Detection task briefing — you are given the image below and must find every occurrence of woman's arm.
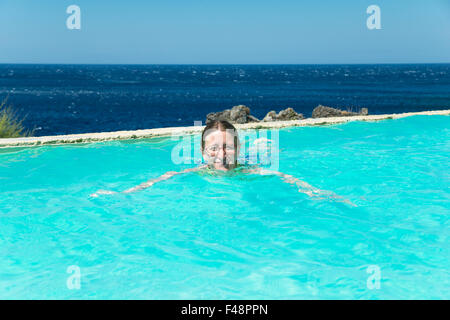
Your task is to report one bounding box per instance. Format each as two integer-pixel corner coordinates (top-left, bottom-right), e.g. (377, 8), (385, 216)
(90, 165), (207, 197)
(246, 167), (356, 206)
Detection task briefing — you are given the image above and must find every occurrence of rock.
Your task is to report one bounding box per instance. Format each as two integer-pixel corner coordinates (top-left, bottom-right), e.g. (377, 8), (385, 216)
(311, 105), (368, 118)
(276, 107), (304, 121)
(263, 108), (304, 122)
(206, 109), (231, 124)
(312, 105), (344, 118)
(206, 105), (259, 124)
(230, 105), (250, 124)
(205, 105), (305, 124)
(262, 111), (277, 122)
(247, 115), (260, 122)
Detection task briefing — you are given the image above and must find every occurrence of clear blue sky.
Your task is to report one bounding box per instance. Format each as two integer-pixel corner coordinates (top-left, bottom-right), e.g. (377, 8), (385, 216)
(0, 0), (449, 64)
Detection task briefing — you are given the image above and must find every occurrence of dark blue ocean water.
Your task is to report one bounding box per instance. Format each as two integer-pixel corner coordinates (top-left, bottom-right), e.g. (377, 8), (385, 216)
(0, 64), (449, 136)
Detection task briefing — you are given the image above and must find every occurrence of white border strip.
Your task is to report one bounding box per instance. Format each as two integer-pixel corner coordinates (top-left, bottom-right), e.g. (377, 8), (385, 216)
(1, 110), (449, 148)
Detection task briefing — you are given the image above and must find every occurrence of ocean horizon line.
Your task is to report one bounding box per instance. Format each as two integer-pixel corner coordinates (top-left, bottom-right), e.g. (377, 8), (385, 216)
(1, 62), (450, 66)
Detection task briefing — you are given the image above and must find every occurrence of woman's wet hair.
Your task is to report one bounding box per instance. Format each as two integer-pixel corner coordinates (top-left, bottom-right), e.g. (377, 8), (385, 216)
(201, 120), (239, 151)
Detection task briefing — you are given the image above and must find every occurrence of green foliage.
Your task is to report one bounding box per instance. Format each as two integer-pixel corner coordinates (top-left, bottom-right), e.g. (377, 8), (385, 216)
(0, 98), (32, 138)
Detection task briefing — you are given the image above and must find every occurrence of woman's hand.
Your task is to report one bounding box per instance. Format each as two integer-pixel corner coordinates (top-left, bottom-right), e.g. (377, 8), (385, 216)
(91, 166), (205, 197)
(250, 167), (357, 206)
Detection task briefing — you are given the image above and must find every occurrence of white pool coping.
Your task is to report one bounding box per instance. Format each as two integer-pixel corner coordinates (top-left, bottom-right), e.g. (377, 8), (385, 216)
(1, 109), (449, 148)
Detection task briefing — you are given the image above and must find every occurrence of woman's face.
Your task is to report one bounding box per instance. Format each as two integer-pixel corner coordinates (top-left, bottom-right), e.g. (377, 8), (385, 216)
(202, 130), (239, 171)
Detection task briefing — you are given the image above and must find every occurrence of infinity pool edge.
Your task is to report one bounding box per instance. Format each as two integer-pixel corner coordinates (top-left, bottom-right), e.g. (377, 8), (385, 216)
(1, 109), (449, 148)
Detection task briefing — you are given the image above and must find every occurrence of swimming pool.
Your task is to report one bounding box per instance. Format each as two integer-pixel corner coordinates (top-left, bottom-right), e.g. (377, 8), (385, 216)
(0, 115), (449, 299)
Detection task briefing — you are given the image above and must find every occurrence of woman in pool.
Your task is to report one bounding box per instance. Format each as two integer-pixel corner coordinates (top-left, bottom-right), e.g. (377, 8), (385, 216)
(91, 120), (353, 205)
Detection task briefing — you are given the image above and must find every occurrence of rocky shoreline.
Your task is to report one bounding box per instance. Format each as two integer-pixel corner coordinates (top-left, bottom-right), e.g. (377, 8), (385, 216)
(1, 109), (449, 148)
(206, 105), (369, 124)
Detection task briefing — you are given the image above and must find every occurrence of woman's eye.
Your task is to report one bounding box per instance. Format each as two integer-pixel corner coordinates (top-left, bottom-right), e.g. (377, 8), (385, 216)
(206, 145), (234, 152)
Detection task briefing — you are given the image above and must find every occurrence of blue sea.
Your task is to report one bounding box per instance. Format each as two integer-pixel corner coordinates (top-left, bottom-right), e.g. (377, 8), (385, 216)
(0, 64), (449, 136)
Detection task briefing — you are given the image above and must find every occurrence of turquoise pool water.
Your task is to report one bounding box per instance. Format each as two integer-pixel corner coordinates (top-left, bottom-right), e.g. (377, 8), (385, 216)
(0, 115), (449, 299)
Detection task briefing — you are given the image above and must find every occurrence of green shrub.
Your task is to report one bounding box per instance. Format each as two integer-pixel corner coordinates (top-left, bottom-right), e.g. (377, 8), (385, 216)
(0, 98), (32, 138)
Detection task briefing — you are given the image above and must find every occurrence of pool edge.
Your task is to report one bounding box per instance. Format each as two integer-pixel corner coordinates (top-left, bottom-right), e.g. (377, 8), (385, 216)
(1, 109), (449, 148)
